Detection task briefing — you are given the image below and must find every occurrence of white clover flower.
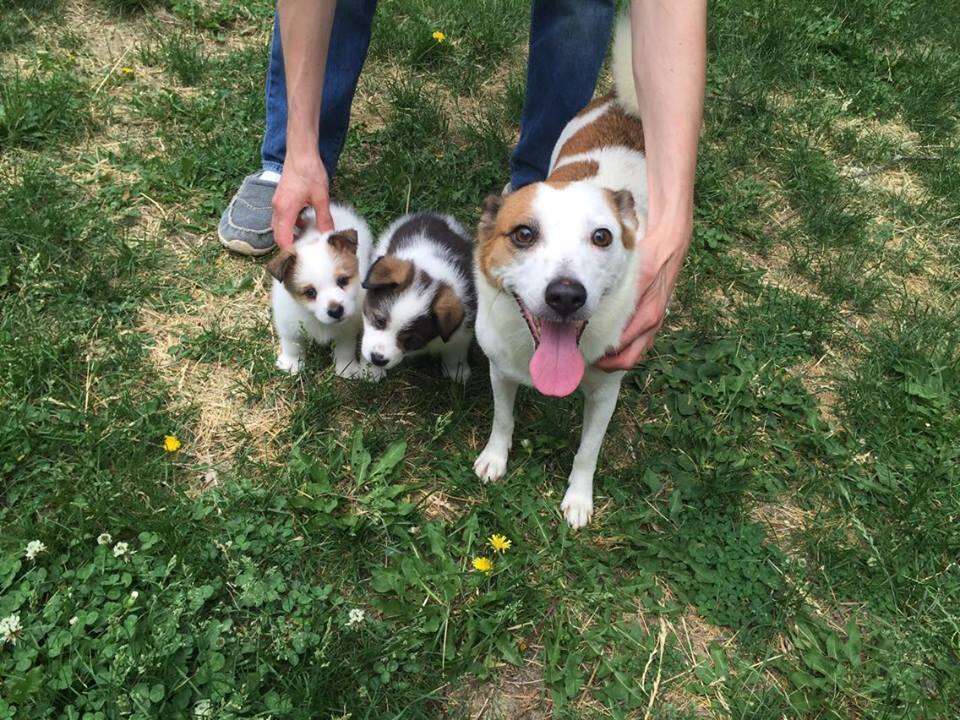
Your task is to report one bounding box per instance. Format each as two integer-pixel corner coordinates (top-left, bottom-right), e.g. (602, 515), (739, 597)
(69, 616), (79, 626)
(0, 614), (22, 645)
(194, 699), (213, 718)
(112, 542), (130, 558)
(97, 533), (112, 546)
(130, 591), (139, 601)
(24, 540), (46, 561)
(347, 608), (366, 628)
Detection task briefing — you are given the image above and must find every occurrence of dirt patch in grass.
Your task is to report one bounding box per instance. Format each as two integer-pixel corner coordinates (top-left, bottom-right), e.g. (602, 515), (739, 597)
(449, 655), (548, 720)
(789, 354), (842, 426)
(139, 267), (291, 471)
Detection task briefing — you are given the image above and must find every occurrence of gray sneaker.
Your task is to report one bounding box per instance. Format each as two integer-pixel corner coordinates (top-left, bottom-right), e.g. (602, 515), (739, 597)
(217, 172), (279, 256)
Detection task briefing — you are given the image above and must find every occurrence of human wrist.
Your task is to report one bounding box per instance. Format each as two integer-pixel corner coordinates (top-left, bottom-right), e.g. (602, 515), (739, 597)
(648, 203), (693, 244)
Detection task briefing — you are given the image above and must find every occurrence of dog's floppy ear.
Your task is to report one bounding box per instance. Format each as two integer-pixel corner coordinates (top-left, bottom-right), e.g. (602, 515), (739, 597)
(611, 189), (636, 227)
(362, 255), (414, 290)
(432, 283), (465, 342)
(478, 194), (503, 236)
(265, 251), (296, 282)
(327, 228), (358, 255)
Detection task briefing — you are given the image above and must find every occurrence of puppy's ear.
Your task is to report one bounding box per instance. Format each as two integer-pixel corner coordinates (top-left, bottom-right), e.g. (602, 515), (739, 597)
(328, 228), (359, 255)
(432, 283), (465, 342)
(266, 251), (296, 282)
(362, 255), (414, 290)
(478, 194), (503, 237)
(611, 189), (636, 226)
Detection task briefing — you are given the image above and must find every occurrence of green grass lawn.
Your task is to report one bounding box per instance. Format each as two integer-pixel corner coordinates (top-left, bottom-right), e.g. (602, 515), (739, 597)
(2, 0), (958, 717)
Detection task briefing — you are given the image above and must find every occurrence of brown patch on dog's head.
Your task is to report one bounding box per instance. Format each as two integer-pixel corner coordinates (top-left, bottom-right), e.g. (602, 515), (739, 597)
(327, 228), (358, 255)
(547, 160), (600, 183)
(330, 230), (360, 287)
(476, 185), (540, 287)
(606, 189), (638, 249)
(432, 282), (465, 342)
(265, 251), (296, 283)
(362, 255), (415, 291)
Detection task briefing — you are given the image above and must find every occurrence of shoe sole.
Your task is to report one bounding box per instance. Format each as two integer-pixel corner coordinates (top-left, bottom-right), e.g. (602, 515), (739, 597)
(217, 226), (275, 257)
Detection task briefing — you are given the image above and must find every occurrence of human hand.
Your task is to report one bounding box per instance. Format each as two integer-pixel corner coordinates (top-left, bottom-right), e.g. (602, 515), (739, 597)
(271, 150), (334, 250)
(595, 219), (692, 371)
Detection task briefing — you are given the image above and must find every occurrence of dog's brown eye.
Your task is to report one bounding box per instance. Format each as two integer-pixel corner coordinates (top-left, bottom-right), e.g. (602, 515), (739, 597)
(336, 275), (351, 288)
(591, 228), (613, 247)
(304, 287), (317, 300)
(509, 225), (536, 248)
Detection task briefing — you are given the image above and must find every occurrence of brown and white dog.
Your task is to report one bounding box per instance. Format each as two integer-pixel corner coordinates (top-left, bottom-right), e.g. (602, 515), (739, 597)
(473, 18), (647, 528)
(268, 203), (379, 379)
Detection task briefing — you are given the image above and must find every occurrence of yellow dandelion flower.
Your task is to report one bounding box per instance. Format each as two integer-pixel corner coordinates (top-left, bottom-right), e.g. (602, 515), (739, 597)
(489, 534), (512, 553)
(163, 435), (181, 452)
(432, 30), (446, 43)
(120, 67), (134, 75)
(472, 556), (493, 573)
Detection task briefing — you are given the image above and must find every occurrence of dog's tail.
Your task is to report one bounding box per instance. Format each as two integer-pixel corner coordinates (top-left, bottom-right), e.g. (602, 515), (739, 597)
(611, 13), (640, 118)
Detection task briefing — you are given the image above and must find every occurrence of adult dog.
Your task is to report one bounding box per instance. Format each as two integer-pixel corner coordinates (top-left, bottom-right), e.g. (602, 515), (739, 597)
(472, 17), (647, 528)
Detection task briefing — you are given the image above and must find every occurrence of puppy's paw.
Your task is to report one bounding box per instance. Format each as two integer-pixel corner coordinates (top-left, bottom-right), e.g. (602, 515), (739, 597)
(276, 354), (303, 374)
(334, 361), (364, 380)
(560, 488), (593, 529)
(442, 362), (471, 385)
(474, 445), (508, 483)
(360, 362), (387, 383)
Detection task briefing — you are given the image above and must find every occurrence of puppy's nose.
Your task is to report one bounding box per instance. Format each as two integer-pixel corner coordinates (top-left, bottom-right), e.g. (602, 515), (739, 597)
(327, 303), (344, 320)
(545, 278), (586, 317)
(370, 352), (389, 367)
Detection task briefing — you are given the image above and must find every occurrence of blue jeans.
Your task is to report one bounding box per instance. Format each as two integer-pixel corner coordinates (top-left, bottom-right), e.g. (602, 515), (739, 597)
(261, 0), (615, 189)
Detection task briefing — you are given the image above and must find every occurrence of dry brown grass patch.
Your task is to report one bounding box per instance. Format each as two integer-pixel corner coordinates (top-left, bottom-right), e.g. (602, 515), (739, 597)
(448, 654), (548, 719)
(139, 262), (292, 471)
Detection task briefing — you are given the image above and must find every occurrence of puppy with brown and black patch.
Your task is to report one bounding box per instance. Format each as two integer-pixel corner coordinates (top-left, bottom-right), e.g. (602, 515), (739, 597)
(473, 17), (649, 528)
(268, 203), (381, 380)
(360, 212), (475, 383)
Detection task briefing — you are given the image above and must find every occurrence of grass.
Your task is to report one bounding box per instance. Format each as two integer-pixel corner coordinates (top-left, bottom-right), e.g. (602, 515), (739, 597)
(1, 0), (959, 717)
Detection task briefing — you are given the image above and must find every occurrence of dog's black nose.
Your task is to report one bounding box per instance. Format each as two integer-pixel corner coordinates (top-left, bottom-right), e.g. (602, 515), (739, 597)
(370, 352), (389, 367)
(327, 303), (344, 320)
(545, 278), (586, 317)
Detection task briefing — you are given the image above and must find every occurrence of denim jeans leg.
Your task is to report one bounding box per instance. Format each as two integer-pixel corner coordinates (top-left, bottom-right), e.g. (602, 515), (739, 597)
(260, 12), (287, 175)
(510, 0), (616, 189)
(260, 1), (378, 179)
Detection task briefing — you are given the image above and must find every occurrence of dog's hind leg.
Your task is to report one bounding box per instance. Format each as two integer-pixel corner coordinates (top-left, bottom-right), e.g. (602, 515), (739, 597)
(561, 372), (625, 529)
(474, 365), (518, 482)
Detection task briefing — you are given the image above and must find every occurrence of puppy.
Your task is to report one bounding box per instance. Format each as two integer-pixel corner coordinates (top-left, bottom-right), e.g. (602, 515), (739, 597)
(360, 212), (475, 383)
(267, 203), (380, 380)
(473, 16), (649, 528)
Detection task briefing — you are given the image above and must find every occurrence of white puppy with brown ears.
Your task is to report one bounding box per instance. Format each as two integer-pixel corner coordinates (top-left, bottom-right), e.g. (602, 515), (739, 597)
(473, 17), (648, 528)
(267, 203), (381, 380)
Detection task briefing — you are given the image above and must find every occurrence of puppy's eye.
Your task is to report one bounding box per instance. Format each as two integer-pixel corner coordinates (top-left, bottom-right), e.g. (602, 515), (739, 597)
(304, 287), (317, 300)
(591, 228), (613, 247)
(373, 315), (387, 330)
(336, 275), (351, 288)
(509, 225), (537, 248)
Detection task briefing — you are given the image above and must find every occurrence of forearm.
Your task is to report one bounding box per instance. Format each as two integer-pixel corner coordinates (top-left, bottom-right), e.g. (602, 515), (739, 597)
(630, 0), (705, 236)
(278, 0), (337, 158)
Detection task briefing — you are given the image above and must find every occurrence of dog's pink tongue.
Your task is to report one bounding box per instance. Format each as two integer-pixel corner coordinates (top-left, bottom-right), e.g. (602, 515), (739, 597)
(529, 320), (585, 397)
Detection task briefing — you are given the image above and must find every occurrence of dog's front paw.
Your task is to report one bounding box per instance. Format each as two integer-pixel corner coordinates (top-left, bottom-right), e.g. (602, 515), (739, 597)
(474, 444), (508, 483)
(276, 354), (303, 374)
(360, 362), (386, 383)
(334, 360), (364, 380)
(560, 488), (593, 529)
(442, 362), (471, 385)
